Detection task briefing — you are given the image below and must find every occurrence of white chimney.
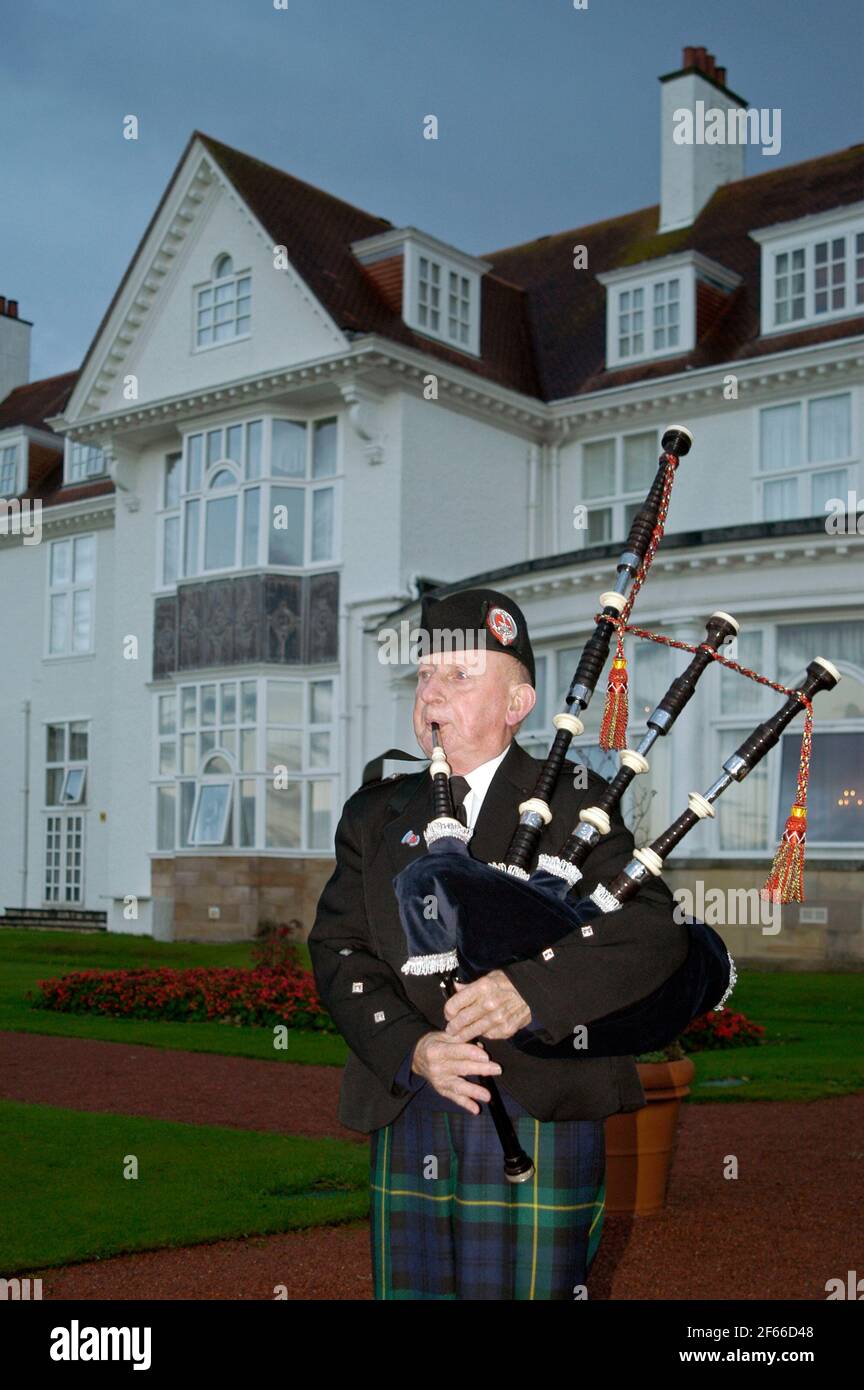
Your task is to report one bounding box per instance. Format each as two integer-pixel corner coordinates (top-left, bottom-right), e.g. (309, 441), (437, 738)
(659, 47), (747, 233)
(0, 297), (31, 404)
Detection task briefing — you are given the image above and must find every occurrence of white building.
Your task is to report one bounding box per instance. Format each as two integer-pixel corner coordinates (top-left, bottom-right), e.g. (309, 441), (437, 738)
(0, 47), (861, 962)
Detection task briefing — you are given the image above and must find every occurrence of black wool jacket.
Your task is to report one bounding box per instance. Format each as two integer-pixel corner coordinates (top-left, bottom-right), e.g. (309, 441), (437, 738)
(308, 738), (687, 1134)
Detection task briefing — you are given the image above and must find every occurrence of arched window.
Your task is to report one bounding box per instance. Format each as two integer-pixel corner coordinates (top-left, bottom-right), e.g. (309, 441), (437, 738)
(195, 253), (251, 348)
(189, 750), (235, 845)
(204, 463), (240, 571)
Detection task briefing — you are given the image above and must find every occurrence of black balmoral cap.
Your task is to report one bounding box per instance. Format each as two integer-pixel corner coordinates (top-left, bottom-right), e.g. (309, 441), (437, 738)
(417, 586), (535, 686)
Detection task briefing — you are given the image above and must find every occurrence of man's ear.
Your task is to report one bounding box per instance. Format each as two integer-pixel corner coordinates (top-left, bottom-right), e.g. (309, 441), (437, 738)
(508, 682), (537, 724)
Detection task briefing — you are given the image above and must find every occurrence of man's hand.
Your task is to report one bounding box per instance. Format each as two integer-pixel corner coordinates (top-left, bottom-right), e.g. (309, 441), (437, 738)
(443, 970), (531, 1042)
(412, 1031), (503, 1116)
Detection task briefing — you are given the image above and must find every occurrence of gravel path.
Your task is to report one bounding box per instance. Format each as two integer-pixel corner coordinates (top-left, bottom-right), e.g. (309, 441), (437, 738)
(5, 1030), (861, 1300)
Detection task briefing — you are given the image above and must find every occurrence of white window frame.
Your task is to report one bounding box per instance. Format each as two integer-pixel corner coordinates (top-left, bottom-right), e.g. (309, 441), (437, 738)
(64, 439), (107, 485)
(754, 390), (859, 522)
(156, 414), (341, 588)
(577, 429), (660, 547)
(45, 534), (97, 658)
(192, 253), (252, 353)
(0, 435), (25, 495)
(403, 240), (482, 356)
(751, 203), (864, 336)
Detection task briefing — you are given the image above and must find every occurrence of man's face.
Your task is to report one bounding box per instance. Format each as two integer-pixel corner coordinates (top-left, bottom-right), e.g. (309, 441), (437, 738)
(412, 647), (536, 774)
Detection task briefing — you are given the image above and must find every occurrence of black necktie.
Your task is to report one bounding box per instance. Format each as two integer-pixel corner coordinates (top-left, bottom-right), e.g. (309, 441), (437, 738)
(450, 775), (471, 826)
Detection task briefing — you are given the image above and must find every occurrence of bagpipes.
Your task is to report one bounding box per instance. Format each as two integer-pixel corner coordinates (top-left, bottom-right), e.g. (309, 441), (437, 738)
(393, 427), (841, 1181)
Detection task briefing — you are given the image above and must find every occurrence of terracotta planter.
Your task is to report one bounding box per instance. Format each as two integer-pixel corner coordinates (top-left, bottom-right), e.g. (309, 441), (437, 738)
(603, 1057), (696, 1216)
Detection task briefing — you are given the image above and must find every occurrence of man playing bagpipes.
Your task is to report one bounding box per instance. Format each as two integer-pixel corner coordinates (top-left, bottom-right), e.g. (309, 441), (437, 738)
(308, 585), (684, 1300)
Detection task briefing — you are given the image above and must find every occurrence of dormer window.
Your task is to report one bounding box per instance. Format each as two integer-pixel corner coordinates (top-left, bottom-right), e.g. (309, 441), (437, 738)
(0, 441), (20, 495)
(350, 228), (488, 357)
(598, 252), (739, 369)
(194, 253), (251, 349)
(65, 441), (106, 483)
(751, 205), (864, 335)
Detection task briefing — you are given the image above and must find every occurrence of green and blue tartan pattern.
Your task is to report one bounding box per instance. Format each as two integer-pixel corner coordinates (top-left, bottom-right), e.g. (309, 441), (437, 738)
(370, 1102), (606, 1300)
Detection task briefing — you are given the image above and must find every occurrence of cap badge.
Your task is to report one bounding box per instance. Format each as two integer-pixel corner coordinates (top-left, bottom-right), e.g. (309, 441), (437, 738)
(485, 606), (517, 647)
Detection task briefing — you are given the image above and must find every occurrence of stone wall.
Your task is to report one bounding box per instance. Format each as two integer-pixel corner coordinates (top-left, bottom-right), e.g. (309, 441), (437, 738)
(150, 855), (335, 942)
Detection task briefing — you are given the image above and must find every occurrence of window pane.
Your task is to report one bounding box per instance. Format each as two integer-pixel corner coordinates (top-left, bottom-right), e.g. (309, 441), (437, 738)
(46, 768), (63, 804)
(156, 785), (176, 850)
(310, 680), (333, 724)
(163, 516), (179, 584)
(763, 477), (798, 520)
(308, 780), (333, 849)
(779, 732), (864, 844)
(181, 686), (196, 729)
(204, 495), (236, 570)
(812, 468), (848, 516)
(159, 741), (176, 774)
(246, 421), (262, 479)
(312, 418), (337, 477)
(272, 420), (307, 476)
(760, 404), (801, 471)
(72, 590), (91, 652)
(268, 680), (303, 724)
(73, 536), (95, 583)
(582, 440), (615, 499)
(184, 499), (200, 575)
(69, 721), (88, 760)
(266, 728), (302, 771)
(181, 733), (196, 774)
(622, 433), (656, 493)
(586, 508), (612, 544)
(808, 394), (850, 463)
(47, 723), (65, 761)
(207, 430), (222, 466)
(201, 684), (217, 726)
(200, 729), (215, 759)
(719, 746), (768, 850)
(269, 487), (304, 565)
(164, 453), (181, 508)
(239, 779), (256, 847)
(49, 594), (67, 653)
(159, 694), (176, 735)
(240, 728), (257, 770)
(191, 783), (231, 845)
(220, 683), (236, 726)
(50, 540), (71, 586)
(266, 782), (301, 848)
(311, 487), (334, 562)
(241, 680), (257, 723)
(179, 780), (196, 847)
(309, 732), (331, 767)
(220, 728), (237, 756)
(187, 435), (203, 491)
(242, 487), (260, 566)
(226, 425), (243, 465)
(720, 631), (765, 714)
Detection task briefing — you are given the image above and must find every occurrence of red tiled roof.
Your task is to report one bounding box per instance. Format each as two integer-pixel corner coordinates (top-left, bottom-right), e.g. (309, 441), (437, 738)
(484, 143), (864, 400)
(0, 370), (77, 432)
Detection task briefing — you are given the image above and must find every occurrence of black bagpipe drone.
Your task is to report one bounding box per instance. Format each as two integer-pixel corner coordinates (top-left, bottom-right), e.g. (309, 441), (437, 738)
(393, 427), (841, 1181)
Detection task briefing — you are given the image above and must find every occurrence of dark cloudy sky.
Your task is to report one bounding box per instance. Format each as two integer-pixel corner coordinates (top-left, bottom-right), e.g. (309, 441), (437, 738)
(1, 0), (862, 380)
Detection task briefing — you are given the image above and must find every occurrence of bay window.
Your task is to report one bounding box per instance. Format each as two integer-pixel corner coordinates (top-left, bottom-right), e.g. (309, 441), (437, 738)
(158, 415), (339, 584)
(758, 392), (855, 521)
(154, 675), (337, 853)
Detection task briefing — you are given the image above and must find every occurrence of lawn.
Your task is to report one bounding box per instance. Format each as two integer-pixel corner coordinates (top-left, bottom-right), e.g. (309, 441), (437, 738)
(1, 928), (861, 1101)
(0, 1099), (368, 1274)
(0, 928), (348, 1066)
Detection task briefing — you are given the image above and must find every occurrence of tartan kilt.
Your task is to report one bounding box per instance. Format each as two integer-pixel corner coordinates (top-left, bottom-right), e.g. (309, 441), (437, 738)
(369, 1101), (606, 1300)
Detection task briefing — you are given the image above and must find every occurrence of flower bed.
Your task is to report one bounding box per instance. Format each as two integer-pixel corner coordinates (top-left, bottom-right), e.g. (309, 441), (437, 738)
(680, 1008), (766, 1051)
(27, 962), (335, 1032)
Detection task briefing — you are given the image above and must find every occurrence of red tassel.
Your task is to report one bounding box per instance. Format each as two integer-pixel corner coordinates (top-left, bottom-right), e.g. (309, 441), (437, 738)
(599, 658), (628, 750)
(761, 804), (807, 904)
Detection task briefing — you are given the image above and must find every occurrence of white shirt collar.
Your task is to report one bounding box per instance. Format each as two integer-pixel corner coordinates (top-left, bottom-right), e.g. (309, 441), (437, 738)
(459, 745), (511, 828)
